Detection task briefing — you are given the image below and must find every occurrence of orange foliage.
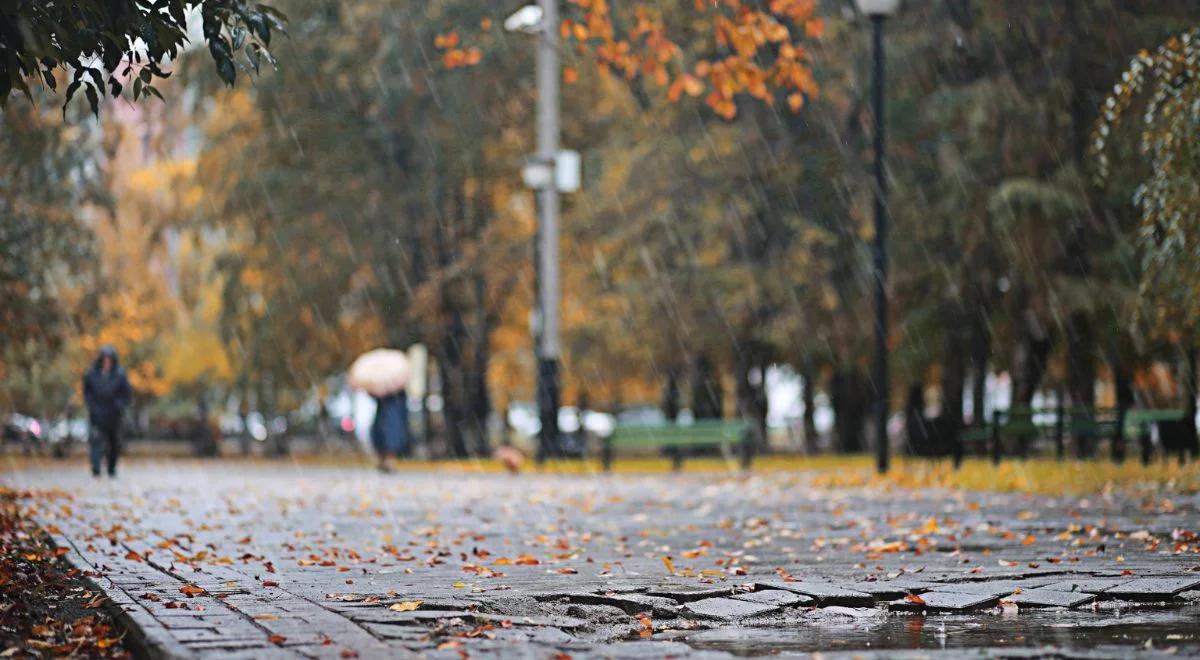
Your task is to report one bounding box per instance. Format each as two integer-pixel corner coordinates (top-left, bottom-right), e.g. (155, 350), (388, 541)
(437, 0), (823, 119)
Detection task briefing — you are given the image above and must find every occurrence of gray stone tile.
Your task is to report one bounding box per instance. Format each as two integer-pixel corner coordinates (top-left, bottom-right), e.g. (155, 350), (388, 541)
(681, 597), (779, 620)
(1006, 588), (1096, 608)
(852, 580), (937, 600)
(929, 581), (1025, 598)
(1103, 576), (1200, 601)
(731, 589), (814, 607)
(645, 584), (740, 602)
(548, 592), (680, 616)
(1043, 578), (1128, 594)
(755, 581), (874, 607)
(888, 591), (1001, 612)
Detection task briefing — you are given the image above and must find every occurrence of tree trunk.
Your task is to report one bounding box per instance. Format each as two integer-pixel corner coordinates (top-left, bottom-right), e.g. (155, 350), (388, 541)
(942, 320), (967, 457)
(661, 367), (680, 422)
(464, 275), (492, 457)
(832, 365), (867, 453)
(969, 306), (990, 425)
(801, 359), (819, 454)
(1012, 300), (1053, 408)
(1066, 311), (1096, 456)
(1185, 347), (1198, 422)
(943, 330), (967, 431)
(437, 307), (470, 458)
(1112, 355), (1134, 463)
(735, 351), (768, 452)
(690, 354), (722, 420)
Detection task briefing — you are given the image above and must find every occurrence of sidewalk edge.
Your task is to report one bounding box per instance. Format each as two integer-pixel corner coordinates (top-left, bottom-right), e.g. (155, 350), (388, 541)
(49, 533), (196, 660)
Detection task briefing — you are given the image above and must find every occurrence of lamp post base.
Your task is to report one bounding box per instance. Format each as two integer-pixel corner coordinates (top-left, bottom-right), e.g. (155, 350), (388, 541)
(535, 356), (561, 463)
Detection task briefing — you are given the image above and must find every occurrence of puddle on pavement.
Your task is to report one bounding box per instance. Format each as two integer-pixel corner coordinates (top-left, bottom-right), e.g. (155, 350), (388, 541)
(670, 603), (1200, 656)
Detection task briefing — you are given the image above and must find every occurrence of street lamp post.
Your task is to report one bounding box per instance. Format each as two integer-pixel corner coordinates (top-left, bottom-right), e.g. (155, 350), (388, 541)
(855, 0), (899, 474)
(535, 0), (562, 463)
(508, 2), (562, 462)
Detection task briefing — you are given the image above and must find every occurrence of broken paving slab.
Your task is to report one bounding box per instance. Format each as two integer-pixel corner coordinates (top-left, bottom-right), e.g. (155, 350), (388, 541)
(1005, 588), (1095, 608)
(683, 597), (780, 620)
(1102, 576), (1200, 601)
(539, 591), (680, 616)
(928, 581), (1028, 598)
(755, 581), (874, 607)
(731, 589), (814, 607)
(1043, 578), (1128, 594)
(348, 608), (588, 629)
(645, 584), (740, 602)
(889, 591), (1001, 612)
(851, 580), (937, 600)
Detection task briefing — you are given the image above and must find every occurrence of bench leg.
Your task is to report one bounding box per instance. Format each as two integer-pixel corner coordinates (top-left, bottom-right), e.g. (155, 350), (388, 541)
(601, 438), (613, 472)
(1140, 430), (1152, 466)
(668, 447), (684, 471)
(990, 411), (1002, 465)
(1112, 412), (1126, 464)
(739, 438), (754, 470)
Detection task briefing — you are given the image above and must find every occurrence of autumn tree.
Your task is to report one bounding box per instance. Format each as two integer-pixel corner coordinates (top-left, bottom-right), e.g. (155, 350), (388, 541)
(0, 100), (102, 415)
(0, 0), (282, 112)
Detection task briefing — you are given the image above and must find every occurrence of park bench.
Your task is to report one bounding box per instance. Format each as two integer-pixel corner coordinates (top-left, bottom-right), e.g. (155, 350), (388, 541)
(962, 406), (1187, 464)
(601, 420), (752, 471)
(1124, 408), (1189, 464)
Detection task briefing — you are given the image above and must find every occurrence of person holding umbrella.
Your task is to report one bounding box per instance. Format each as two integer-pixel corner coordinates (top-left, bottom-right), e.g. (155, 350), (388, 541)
(349, 349), (412, 472)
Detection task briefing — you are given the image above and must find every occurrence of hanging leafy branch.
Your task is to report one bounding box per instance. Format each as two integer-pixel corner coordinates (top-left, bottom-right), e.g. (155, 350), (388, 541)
(435, 0), (824, 120)
(1094, 28), (1200, 327)
(0, 1), (285, 114)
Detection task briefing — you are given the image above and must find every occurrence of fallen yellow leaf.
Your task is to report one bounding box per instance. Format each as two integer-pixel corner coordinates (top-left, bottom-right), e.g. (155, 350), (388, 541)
(389, 600), (423, 612)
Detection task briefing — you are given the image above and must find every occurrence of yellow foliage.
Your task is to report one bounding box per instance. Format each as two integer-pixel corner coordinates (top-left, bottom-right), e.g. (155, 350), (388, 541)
(158, 327), (233, 389)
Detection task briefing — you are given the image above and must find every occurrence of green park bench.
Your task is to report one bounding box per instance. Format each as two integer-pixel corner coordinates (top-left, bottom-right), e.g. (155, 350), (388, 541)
(962, 406), (1184, 464)
(601, 420), (753, 471)
(1124, 408), (1186, 464)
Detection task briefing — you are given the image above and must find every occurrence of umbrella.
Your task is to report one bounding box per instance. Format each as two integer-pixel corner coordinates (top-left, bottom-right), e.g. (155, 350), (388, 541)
(348, 349), (411, 397)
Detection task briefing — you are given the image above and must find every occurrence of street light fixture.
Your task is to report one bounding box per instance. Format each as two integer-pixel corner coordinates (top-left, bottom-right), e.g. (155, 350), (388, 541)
(853, 0), (898, 474)
(503, 5), (544, 34)
(507, 2), (564, 463)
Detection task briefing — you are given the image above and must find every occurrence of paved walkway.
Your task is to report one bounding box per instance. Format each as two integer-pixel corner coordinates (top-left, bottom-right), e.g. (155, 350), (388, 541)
(5, 463), (1200, 658)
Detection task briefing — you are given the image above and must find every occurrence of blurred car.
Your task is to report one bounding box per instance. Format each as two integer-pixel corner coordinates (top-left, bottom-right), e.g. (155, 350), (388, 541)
(615, 405), (666, 426)
(3, 413), (43, 444)
(505, 403), (616, 439)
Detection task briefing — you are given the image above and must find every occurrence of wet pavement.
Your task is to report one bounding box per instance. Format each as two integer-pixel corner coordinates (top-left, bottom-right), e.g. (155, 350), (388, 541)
(4, 462), (1200, 658)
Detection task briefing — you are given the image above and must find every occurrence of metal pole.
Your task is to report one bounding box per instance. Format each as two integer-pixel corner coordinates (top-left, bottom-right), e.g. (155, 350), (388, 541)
(535, 0), (561, 462)
(871, 15), (889, 474)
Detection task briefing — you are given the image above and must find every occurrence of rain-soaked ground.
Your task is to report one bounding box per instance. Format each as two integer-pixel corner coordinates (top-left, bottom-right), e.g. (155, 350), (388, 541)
(675, 604), (1200, 656)
(3, 462), (1199, 658)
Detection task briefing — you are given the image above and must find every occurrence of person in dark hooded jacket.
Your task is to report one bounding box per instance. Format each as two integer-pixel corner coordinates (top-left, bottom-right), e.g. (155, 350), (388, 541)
(82, 346), (131, 477)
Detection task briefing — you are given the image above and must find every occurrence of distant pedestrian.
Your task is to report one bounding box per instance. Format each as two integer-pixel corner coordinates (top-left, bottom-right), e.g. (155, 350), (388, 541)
(370, 390), (410, 472)
(82, 346), (131, 478)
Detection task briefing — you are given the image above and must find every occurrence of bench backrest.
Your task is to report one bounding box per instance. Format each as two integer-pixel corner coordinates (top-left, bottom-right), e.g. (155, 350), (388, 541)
(610, 420), (749, 448)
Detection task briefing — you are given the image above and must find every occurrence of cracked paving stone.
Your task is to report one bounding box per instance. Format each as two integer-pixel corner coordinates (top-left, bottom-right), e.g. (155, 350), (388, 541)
(730, 589), (814, 607)
(348, 608), (479, 624)
(683, 597), (780, 620)
(889, 591), (1001, 612)
(645, 584), (740, 603)
(928, 581), (1030, 598)
(808, 605), (882, 620)
(1043, 578), (1129, 594)
(851, 580), (937, 600)
(1102, 576), (1200, 601)
(549, 592), (681, 616)
(755, 581), (874, 607)
(349, 608), (588, 629)
(1005, 588), (1096, 608)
